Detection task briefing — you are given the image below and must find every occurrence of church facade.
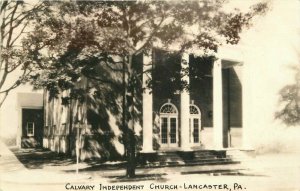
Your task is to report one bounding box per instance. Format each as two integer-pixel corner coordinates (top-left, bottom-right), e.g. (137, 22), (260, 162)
(141, 49), (244, 153)
(1, 1), (297, 159)
(41, 47), (246, 160)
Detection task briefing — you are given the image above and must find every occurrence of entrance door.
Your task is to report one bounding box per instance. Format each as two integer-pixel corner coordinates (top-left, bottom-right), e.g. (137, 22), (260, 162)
(160, 102), (178, 148)
(189, 104), (201, 146)
(22, 108), (44, 148)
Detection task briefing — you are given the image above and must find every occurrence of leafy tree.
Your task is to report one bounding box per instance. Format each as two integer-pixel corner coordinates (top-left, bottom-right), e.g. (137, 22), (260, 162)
(25, 1), (268, 177)
(276, 65), (300, 126)
(0, 1), (47, 107)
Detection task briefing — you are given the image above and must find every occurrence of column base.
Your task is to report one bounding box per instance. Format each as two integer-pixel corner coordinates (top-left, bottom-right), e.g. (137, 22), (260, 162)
(179, 147), (193, 152)
(140, 148), (156, 153)
(214, 146), (225, 151)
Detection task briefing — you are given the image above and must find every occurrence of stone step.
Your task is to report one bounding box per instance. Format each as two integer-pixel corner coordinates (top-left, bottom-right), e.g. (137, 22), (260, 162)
(194, 151), (226, 158)
(154, 154), (219, 162)
(138, 158), (240, 168)
(156, 155), (218, 161)
(161, 152), (222, 158)
(194, 155), (218, 159)
(137, 150), (240, 168)
(184, 157), (234, 164)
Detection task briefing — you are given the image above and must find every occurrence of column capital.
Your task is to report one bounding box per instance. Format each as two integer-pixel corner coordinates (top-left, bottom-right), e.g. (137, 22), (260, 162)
(213, 59), (222, 68)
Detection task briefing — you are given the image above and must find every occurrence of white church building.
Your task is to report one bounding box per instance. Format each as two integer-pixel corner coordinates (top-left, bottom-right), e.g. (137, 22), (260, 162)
(0, 0), (299, 159)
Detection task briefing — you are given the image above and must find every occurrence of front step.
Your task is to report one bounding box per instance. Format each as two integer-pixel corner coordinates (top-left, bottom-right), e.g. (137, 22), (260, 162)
(138, 158), (239, 168)
(137, 150), (239, 168)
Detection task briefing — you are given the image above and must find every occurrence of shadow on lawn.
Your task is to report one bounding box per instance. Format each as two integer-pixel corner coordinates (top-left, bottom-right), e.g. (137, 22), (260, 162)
(11, 147), (127, 171)
(106, 173), (168, 183)
(11, 148), (75, 169)
(10, 147), (266, 182)
(65, 162), (127, 173)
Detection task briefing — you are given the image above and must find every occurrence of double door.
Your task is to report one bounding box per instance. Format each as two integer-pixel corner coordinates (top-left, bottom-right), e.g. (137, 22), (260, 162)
(160, 116), (201, 148)
(189, 117), (200, 145)
(160, 116), (178, 148)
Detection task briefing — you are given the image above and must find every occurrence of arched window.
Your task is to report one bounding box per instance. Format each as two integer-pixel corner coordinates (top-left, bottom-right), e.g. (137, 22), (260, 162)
(160, 103), (178, 114)
(190, 105), (200, 115)
(189, 104), (201, 144)
(159, 102), (178, 147)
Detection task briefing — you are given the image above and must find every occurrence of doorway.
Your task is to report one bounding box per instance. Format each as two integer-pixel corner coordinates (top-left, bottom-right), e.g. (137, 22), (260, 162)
(189, 104), (201, 146)
(21, 108), (44, 148)
(159, 102), (178, 148)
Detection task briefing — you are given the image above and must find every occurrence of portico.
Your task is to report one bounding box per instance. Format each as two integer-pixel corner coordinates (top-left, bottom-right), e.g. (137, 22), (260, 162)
(141, 50), (244, 153)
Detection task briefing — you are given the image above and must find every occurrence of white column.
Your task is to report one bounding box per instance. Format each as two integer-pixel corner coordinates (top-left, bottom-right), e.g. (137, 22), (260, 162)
(141, 53), (154, 153)
(242, 62), (253, 149)
(213, 59), (223, 149)
(180, 52), (191, 151)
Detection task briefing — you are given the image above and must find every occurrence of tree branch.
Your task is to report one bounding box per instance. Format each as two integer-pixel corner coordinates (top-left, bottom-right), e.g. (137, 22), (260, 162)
(5, 2), (19, 48)
(0, 1), (9, 14)
(7, 60), (30, 73)
(0, 59), (9, 90)
(0, 91), (8, 108)
(103, 60), (124, 72)
(9, 19), (29, 46)
(134, 15), (165, 55)
(83, 73), (116, 85)
(0, 67), (31, 94)
(3, 3), (45, 29)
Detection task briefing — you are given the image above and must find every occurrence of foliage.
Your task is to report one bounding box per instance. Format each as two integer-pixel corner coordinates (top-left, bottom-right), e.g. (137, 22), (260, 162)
(24, 0), (268, 177)
(0, 1), (47, 107)
(276, 66), (300, 126)
(25, 0), (268, 98)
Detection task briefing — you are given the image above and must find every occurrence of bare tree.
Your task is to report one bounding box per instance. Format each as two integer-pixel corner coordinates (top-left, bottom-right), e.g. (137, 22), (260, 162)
(0, 0), (46, 107)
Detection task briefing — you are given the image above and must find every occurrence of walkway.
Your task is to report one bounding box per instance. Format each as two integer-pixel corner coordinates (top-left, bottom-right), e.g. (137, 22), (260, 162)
(0, 141), (245, 184)
(0, 141), (91, 187)
(1, 141), (299, 191)
(0, 141), (27, 173)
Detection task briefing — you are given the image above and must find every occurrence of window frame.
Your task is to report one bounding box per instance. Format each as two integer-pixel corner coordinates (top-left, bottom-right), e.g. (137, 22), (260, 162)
(189, 104), (201, 144)
(26, 122), (35, 137)
(159, 102), (179, 147)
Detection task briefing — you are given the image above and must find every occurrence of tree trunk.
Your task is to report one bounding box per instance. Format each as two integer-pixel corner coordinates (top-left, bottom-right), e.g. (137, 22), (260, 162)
(126, 127), (136, 177)
(124, 54), (136, 178)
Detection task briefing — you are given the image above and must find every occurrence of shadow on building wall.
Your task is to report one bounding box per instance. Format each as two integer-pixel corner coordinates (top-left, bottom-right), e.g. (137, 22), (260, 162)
(44, 54), (144, 162)
(78, 57), (143, 161)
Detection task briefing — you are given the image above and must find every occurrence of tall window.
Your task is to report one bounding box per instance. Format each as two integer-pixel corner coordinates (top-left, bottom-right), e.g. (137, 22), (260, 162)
(27, 122), (34, 136)
(189, 104), (201, 144)
(159, 102), (178, 146)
